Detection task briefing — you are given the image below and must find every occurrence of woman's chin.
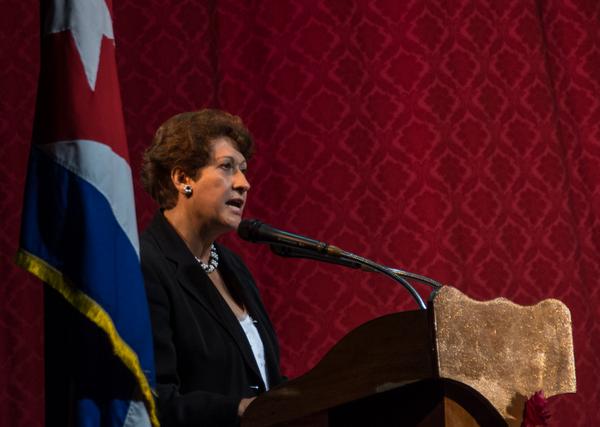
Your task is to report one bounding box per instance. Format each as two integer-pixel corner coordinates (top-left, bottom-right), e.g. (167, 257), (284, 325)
(221, 215), (242, 232)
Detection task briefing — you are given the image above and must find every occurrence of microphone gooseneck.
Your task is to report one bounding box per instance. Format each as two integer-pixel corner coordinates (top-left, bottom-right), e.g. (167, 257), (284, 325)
(269, 243), (368, 271)
(238, 219), (441, 310)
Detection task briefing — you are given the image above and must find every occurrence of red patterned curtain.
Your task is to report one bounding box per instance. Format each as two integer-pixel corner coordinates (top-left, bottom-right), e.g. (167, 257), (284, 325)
(2, 0), (599, 425)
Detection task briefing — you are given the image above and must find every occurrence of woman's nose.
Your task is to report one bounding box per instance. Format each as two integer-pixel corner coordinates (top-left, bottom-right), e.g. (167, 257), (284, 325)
(234, 170), (250, 192)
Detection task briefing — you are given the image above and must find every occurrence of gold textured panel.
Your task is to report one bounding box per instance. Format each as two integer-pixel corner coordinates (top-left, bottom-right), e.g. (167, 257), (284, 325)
(433, 287), (576, 427)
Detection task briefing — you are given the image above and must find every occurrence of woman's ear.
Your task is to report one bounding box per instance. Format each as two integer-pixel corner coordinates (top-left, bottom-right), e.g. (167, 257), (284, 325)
(170, 167), (193, 198)
(171, 167), (187, 187)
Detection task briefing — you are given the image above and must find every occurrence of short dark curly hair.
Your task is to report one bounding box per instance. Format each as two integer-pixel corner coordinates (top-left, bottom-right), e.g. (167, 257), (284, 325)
(140, 109), (254, 209)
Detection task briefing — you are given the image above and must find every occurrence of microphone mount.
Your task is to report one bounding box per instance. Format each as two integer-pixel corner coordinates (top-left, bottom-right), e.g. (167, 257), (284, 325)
(334, 250), (428, 310)
(270, 244), (443, 290)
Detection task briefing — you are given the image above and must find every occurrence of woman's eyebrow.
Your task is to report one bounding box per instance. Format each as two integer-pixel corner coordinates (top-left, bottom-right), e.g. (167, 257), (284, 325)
(213, 155), (247, 165)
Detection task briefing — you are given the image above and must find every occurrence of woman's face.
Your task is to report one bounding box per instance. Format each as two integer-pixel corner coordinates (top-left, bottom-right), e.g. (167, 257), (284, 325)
(186, 137), (250, 233)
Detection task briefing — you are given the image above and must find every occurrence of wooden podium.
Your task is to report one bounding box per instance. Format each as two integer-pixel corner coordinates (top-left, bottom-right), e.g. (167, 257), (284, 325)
(242, 287), (576, 426)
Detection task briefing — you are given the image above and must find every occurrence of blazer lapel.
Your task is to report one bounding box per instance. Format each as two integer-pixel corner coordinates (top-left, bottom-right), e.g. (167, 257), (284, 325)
(216, 242), (283, 389)
(176, 261), (233, 332)
(217, 248), (265, 388)
(178, 264), (265, 389)
(148, 212), (264, 387)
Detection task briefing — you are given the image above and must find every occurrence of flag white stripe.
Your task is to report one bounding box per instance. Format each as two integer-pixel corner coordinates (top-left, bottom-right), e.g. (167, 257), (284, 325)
(123, 400), (151, 427)
(39, 140), (140, 256)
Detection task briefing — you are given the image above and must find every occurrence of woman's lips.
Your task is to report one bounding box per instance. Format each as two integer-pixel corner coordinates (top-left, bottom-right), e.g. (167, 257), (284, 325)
(225, 198), (244, 214)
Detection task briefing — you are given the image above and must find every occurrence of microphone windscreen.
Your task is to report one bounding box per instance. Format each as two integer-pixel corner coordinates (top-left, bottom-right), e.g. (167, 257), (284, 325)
(237, 219), (261, 241)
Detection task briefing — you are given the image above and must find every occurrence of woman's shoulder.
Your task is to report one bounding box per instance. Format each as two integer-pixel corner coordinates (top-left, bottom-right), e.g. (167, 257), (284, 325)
(139, 211), (184, 262)
(139, 216), (164, 261)
(138, 215), (179, 289)
(140, 210), (163, 240)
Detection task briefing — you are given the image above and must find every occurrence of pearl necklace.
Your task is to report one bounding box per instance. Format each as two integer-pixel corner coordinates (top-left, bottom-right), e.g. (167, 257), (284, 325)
(194, 244), (219, 274)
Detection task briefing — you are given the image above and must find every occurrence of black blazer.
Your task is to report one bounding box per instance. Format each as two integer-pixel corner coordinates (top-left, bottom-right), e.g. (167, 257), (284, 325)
(140, 212), (284, 427)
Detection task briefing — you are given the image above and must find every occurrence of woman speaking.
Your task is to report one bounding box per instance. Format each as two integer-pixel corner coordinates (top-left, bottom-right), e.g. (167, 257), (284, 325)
(140, 109), (284, 426)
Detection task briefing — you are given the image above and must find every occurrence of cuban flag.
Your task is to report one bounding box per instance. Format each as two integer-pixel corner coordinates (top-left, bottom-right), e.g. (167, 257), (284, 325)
(16, 1), (157, 426)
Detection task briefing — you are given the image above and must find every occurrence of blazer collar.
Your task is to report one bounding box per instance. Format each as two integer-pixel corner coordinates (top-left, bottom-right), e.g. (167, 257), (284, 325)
(147, 211), (265, 387)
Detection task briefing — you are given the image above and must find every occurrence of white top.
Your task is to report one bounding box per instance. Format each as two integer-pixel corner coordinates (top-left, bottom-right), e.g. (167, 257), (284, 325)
(239, 314), (269, 390)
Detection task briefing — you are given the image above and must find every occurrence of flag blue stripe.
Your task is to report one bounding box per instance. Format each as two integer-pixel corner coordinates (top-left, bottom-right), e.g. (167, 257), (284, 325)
(20, 145), (155, 384)
(77, 398), (132, 427)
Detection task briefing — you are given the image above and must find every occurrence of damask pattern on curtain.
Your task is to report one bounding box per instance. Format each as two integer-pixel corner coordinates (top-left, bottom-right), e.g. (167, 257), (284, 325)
(2, 1), (599, 425)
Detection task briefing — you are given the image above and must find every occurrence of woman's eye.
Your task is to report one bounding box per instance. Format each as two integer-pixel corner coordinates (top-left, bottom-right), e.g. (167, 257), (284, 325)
(220, 162), (233, 170)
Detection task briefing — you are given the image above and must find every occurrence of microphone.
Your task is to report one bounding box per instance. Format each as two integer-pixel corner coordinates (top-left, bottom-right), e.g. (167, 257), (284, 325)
(237, 219), (343, 256)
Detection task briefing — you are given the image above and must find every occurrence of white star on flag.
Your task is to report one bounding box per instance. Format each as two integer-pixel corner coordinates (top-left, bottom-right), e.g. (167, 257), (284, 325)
(45, 0), (115, 91)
